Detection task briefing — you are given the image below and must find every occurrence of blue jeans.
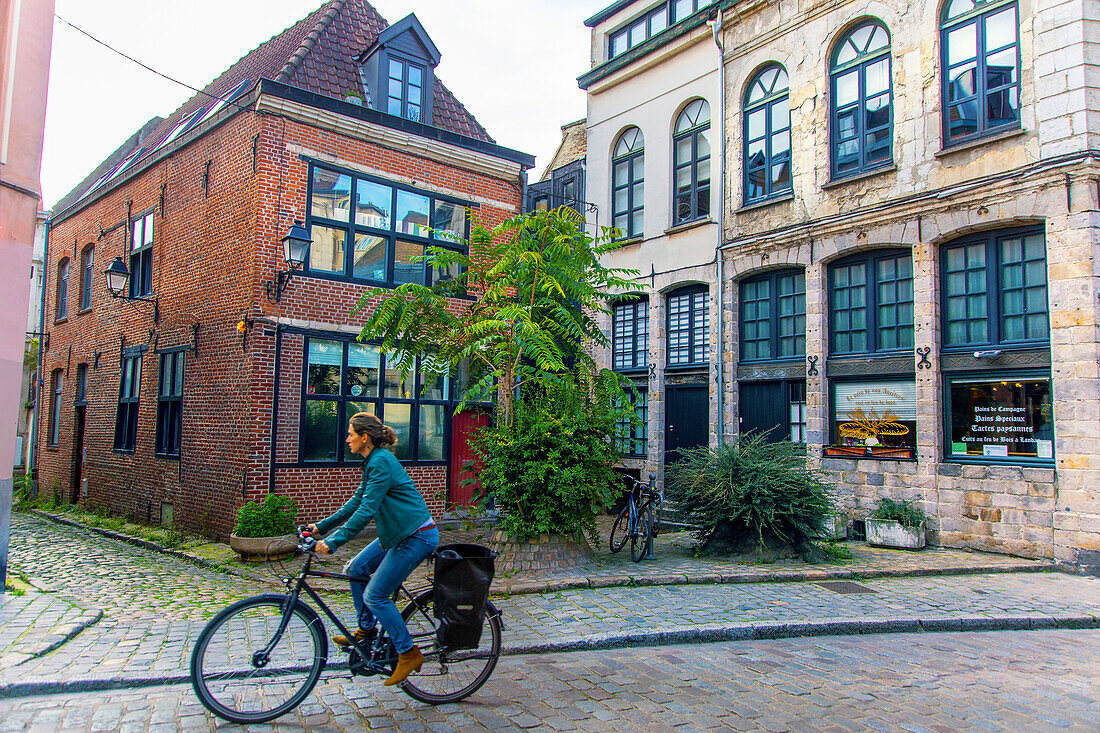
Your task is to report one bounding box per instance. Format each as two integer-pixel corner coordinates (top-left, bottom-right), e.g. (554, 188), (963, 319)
(345, 527), (439, 653)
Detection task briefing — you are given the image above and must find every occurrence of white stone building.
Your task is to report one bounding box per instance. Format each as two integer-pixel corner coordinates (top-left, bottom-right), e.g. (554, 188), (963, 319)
(582, 0), (1100, 567)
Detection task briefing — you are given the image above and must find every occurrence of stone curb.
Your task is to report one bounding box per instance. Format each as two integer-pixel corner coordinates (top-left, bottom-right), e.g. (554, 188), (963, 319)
(0, 609), (103, 671)
(30, 510), (1056, 598)
(1, 613), (1096, 699)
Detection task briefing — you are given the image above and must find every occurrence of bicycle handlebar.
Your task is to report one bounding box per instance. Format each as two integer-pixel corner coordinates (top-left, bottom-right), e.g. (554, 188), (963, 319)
(296, 525), (317, 552)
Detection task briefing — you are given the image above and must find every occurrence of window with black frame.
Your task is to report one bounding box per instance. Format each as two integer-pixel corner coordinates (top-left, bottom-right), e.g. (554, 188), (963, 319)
(672, 99), (711, 225)
(301, 337), (451, 464)
(306, 165), (468, 288)
(739, 269), (805, 362)
(612, 296), (648, 371)
(156, 350), (184, 458)
(828, 378), (917, 458)
(942, 227), (1048, 349)
(114, 352), (142, 452)
(744, 64), (792, 203)
(829, 249), (913, 355)
(667, 285), (708, 366)
(941, 0), (1020, 145)
(830, 20), (893, 179)
(80, 245), (94, 310)
(611, 128), (645, 239)
(56, 258), (69, 320)
(945, 374), (1053, 462)
(608, 0), (714, 58)
(615, 387), (648, 458)
(130, 212), (154, 298)
(386, 57), (426, 122)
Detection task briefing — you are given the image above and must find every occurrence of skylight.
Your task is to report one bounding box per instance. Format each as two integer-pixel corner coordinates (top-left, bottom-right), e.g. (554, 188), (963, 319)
(192, 79), (252, 128)
(154, 108), (204, 151)
(81, 147), (145, 199)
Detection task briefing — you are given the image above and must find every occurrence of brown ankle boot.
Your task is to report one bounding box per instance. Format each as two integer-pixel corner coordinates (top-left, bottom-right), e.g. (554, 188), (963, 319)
(384, 645), (424, 686)
(333, 626), (375, 647)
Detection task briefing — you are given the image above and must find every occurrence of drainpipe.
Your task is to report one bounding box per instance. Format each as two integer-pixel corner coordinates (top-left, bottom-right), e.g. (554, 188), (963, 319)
(708, 8), (727, 445)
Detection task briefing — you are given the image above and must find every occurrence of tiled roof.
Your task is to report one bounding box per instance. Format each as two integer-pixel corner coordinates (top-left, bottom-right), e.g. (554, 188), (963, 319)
(540, 119), (587, 181)
(54, 0), (494, 214)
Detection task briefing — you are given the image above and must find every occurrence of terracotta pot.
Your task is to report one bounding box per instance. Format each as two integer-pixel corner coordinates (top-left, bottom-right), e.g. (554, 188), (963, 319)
(229, 533), (297, 562)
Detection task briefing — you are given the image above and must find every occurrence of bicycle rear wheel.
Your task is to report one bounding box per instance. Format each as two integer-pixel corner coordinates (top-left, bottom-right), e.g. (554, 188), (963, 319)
(631, 500), (653, 563)
(190, 594), (326, 724)
(609, 504), (630, 552)
(400, 589), (502, 704)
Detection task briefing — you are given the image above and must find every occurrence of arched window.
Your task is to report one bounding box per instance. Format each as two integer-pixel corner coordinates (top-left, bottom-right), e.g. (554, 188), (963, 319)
(56, 258), (69, 320)
(830, 20), (892, 179)
(612, 127), (645, 239)
(744, 65), (791, 203)
(673, 99), (711, 225)
(941, 0), (1020, 144)
(80, 245), (94, 311)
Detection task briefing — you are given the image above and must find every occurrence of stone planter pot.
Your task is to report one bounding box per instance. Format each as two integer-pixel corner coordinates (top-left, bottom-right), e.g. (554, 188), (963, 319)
(229, 533), (297, 562)
(865, 519), (926, 549)
(814, 512), (848, 540)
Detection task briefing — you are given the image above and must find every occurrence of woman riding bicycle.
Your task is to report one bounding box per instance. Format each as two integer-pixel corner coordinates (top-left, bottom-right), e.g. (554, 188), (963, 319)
(308, 411), (439, 687)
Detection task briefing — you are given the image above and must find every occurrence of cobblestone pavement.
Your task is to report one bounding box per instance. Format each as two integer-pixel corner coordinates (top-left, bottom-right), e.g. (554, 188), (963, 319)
(2, 513), (1099, 694)
(2, 629), (1097, 731)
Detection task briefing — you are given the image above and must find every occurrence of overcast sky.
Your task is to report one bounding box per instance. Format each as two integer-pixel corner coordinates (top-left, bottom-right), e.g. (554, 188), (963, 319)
(41, 0), (607, 209)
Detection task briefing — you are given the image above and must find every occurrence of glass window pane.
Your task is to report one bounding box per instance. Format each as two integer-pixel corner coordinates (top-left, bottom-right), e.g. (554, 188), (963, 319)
(302, 400), (338, 462)
(308, 225), (346, 274)
(948, 23), (977, 66)
(311, 169), (352, 222)
(389, 59), (403, 79)
(431, 200), (465, 242)
(394, 240), (425, 285)
(396, 191), (431, 237)
(948, 377), (1053, 460)
(949, 63), (978, 101)
(865, 58), (890, 96)
(987, 87), (1019, 126)
(408, 65), (422, 85)
(355, 179), (391, 229)
(650, 7), (668, 34)
(418, 404), (446, 461)
(307, 340), (342, 395)
(985, 7), (1017, 51)
(770, 101), (789, 133)
(836, 70), (859, 107)
(174, 353), (184, 395)
(348, 343), (380, 398)
(630, 20), (645, 46)
(986, 48), (1017, 87)
(352, 233), (386, 281)
(611, 31), (627, 57)
(946, 0), (976, 21)
(747, 108), (766, 141)
(385, 403), (412, 461)
(384, 352), (414, 399)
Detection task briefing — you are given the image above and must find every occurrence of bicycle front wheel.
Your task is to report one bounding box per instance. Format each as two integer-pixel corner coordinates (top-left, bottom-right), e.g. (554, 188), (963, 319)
(400, 589), (502, 704)
(631, 501), (654, 562)
(190, 594), (327, 724)
(609, 504), (630, 552)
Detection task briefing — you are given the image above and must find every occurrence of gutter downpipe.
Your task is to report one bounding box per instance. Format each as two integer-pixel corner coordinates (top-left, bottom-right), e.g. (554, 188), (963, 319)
(708, 8), (727, 446)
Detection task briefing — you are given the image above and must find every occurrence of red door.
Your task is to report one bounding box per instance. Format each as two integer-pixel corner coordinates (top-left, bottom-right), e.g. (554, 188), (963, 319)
(448, 408), (490, 507)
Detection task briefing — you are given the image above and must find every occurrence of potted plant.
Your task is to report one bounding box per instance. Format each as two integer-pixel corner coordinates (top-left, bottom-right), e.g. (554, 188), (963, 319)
(230, 494), (298, 561)
(866, 497), (926, 549)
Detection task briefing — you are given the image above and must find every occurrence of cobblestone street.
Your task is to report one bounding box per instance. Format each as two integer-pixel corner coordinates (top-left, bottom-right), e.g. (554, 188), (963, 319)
(2, 630), (1098, 732)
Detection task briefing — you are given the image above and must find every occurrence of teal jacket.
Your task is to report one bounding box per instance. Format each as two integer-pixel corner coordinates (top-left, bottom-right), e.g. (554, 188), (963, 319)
(314, 448), (432, 551)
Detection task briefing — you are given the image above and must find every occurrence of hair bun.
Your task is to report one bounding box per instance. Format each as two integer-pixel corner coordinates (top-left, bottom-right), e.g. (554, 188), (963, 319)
(380, 424), (398, 447)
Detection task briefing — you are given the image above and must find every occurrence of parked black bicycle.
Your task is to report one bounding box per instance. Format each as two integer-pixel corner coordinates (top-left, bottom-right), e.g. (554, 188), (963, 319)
(608, 473), (661, 562)
(189, 528), (502, 724)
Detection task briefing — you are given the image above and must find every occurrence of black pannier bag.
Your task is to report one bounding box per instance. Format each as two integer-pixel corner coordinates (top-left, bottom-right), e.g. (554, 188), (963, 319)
(433, 543), (496, 649)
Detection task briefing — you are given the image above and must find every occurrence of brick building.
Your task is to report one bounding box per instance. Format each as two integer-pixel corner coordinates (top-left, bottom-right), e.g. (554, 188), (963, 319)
(38, 0), (532, 537)
(582, 0), (1100, 567)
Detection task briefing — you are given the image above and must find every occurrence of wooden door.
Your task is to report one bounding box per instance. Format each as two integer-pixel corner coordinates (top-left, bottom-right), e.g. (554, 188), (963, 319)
(448, 408), (491, 507)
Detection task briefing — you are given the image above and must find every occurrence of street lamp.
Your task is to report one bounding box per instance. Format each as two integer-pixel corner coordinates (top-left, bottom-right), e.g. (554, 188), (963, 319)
(103, 256), (159, 322)
(265, 220), (311, 302)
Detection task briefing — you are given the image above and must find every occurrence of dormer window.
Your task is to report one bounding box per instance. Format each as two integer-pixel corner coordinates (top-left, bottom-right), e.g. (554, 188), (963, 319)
(360, 13), (441, 126)
(387, 58), (426, 122)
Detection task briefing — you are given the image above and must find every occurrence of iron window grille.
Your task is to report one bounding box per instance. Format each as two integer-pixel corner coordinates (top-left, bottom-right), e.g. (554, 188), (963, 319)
(744, 64), (792, 203)
(829, 249), (914, 355)
(306, 164), (469, 288)
(941, 0), (1020, 145)
(155, 350), (184, 458)
(130, 211), (155, 298)
(114, 353), (142, 452)
(611, 128), (645, 239)
(739, 269), (805, 362)
(612, 297), (649, 372)
(830, 20), (893, 179)
(667, 285), (709, 366)
(941, 226), (1048, 349)
(56, 258), (69, 320)
(301, 337), (453, 465)
(672, 99), (711, 225)
(80, 245), (94, 310)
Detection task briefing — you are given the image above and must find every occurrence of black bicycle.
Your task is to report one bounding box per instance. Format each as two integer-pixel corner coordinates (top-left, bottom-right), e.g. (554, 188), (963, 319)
(608, 473), (661, 562)
(189, 528), (502, 724)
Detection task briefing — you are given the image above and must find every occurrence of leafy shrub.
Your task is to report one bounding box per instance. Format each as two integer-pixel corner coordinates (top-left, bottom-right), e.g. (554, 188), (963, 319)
(233, 494), (297, 538)
(665, 433), (834, 558)
(869, 497), (926, 529)
(472, 374), (631, 542)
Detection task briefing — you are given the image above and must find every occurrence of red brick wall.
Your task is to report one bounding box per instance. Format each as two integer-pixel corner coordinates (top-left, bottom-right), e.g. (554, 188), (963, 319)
(39, 105), (522, 538)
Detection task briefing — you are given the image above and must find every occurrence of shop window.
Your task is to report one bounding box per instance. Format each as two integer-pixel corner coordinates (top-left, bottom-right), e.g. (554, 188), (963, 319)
(612, 297), (649, 371)
(739, 269), (805, 362)
(744, 64), (792, 203)
(666, 285), (708, 367)
(615, 387), (648, 458)
(829, 249), (913, 355)
(156, 350), (184, 458)
(130, 212), (154, 298)
(945, 374), (1053, 463)
(306, 165), (469, 287)
(672, 99), (711, 224)
(301, 337), (452, 464)
(828, 378), (916, 458)
(941, 0), (1020, 145)
(830, 20), (893, 179)
(114, 352), (143, 452)
(612, 127), (645, 239)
